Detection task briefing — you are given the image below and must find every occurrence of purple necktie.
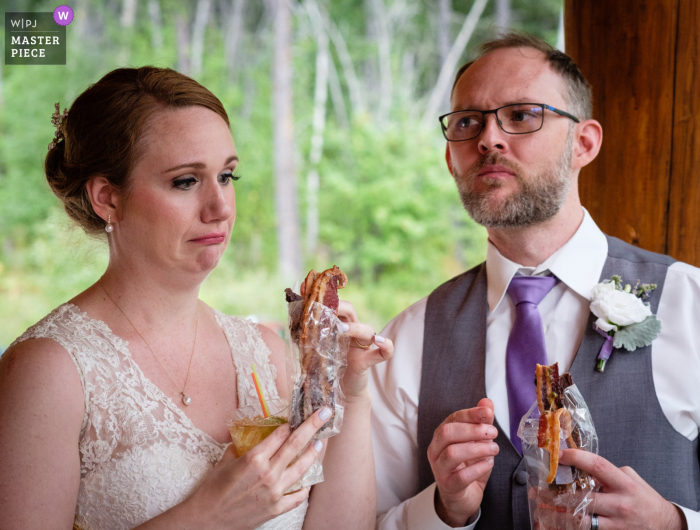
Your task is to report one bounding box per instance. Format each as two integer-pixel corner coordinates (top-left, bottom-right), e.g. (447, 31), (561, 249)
(506, 275), (558, 454)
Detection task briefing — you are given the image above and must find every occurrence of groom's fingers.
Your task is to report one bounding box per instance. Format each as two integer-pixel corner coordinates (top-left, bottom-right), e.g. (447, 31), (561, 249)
(428, 421), (498, 463)
(445, 405), (495, 426)
(437, 441), (500, 473)
(559, 449), (629, 491)
(440, 457), (495, 493)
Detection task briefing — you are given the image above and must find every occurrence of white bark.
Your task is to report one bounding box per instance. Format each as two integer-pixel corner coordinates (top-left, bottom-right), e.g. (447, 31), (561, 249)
(225, 0), (247, 80)
(176, 14), (191, 74)
(121, 0), (137, 28)
(495, 0), (511, 31)
(422, 0), (489, 125)
(191, 0), (212, 76)
(148, 0), (163, 50)
(556, 6), (565, 51)
(328, 56), (349, 128)
(438, 0), (452, 62)
(369, 0), (392, 124)
(437, 0), (452, 112)
(303, 0), (330, 255)
(325, 15), (365, 117)
(273, 0), (304, 280)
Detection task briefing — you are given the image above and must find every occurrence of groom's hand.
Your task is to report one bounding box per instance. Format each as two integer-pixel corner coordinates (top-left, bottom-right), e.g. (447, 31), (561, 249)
(428, 398), (499, 527)
(559, 449), (686, 530)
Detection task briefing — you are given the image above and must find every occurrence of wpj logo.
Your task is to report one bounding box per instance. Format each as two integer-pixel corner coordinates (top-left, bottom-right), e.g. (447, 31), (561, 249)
(5, 12), (67, 65)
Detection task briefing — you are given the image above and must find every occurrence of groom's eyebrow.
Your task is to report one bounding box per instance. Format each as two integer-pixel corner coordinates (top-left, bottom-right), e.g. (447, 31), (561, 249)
(164, 155), (239, 173)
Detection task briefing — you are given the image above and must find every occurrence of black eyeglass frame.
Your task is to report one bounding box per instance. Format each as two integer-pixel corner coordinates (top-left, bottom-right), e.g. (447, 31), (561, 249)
(438, 103), (581, 142)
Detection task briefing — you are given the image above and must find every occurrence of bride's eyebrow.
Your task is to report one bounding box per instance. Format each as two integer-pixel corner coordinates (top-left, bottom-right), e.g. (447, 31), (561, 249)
(163, 155), (239, 174)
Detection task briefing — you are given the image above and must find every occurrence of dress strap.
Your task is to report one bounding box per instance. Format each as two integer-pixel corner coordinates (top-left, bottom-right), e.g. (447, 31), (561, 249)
(214, 311), (281, 408)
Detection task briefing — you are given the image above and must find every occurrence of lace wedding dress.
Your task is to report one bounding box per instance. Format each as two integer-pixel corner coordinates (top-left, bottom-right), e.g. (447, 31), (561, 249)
(10, 303), (308, 530)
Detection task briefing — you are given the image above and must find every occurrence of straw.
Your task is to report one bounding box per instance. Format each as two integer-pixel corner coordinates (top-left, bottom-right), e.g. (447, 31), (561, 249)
(251, 363), (271, 418)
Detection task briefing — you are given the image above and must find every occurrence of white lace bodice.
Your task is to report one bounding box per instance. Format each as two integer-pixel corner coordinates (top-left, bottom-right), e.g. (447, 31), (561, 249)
(10, 303), (307, 530)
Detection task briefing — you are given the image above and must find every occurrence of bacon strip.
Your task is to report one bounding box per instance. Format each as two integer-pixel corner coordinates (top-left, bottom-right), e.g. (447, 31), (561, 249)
(535, 363), (580, 483)
(290, 265), (347, 430)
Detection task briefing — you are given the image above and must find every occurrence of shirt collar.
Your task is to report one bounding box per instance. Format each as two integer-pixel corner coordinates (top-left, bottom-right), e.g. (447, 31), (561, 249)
(486, 208), (608, 312)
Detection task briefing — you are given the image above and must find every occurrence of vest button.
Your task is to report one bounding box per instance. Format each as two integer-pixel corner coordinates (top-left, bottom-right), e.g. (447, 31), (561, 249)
(514, 470), (528, 485)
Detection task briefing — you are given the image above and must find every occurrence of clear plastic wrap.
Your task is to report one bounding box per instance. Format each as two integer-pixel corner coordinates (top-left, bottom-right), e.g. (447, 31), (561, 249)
(286, 299), (350, 440)
(517, 384), (600, 530)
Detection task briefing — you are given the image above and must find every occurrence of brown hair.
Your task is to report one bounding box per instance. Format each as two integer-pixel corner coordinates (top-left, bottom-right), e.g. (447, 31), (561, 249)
(451, 32), (593, 121)
(44, 66), (230, 235)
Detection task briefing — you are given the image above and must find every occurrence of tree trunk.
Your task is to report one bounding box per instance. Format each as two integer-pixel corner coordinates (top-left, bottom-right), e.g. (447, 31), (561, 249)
(148, 0), (163, 50)
(176, 14), (191, 75)
(368, 0), (392, 125)
(327, 55), (349, 129)
(224, 0), (247, 82)
(191, 0), (212, 76)
(555, 5), (564, 51)
(495, 0), (511, 31)
(326, 15), (365, 118)
(273, 0), (304, 280)
(422, 0), (489, 125)
(438, 0), (452, 62)
(121, 0), (138, 28)
(303, 0), (330, 256)
(437, 0), (452, 112)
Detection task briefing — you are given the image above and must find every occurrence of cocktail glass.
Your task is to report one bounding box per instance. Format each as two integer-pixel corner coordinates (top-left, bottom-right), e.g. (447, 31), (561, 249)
(227, 398), (324, 492)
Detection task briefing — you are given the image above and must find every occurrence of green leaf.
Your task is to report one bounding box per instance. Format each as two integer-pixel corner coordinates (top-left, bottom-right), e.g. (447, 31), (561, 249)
(613, 315), (662, 351)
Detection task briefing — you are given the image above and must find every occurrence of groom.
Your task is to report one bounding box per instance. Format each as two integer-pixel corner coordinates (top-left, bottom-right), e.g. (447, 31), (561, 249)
(370, 33), (700, 530)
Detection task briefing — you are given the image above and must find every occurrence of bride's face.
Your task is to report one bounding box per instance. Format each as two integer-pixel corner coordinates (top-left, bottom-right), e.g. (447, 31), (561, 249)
(114, 106), (237, 278)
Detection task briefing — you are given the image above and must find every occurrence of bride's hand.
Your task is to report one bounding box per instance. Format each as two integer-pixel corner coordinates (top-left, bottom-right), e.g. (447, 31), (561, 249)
(180, 408), (330, 530)
(337, 300), (394, 400)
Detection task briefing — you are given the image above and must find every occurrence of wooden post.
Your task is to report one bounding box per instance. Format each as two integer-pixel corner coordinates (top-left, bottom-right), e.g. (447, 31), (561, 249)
(565, 0), (700, 266)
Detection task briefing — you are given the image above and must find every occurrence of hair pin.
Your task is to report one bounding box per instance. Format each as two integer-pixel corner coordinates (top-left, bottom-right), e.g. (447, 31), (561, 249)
(48, 102), (69, 151)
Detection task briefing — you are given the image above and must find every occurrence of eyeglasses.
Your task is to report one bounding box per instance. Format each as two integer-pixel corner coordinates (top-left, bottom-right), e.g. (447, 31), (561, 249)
(439, 103), (580, 142)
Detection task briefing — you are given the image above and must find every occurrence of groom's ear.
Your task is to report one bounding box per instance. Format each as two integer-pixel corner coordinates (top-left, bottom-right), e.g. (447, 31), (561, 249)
(572, 119), (603, 170)
(85, 176), (120, 223)
(445, 144), (455, 177)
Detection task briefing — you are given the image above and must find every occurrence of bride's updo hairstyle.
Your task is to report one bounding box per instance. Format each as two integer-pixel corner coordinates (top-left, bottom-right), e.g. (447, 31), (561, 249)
(44, 66), (230, 235)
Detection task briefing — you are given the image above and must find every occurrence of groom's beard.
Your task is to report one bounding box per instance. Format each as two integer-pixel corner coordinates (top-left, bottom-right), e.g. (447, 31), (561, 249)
(453, 131), (574, 228)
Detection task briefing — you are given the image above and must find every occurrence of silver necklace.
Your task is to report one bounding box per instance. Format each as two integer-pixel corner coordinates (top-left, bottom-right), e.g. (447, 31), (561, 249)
(100, 279), (199, 406)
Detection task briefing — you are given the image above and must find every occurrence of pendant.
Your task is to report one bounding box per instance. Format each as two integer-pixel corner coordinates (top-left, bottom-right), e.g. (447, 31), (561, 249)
(182, 393), (192, 406)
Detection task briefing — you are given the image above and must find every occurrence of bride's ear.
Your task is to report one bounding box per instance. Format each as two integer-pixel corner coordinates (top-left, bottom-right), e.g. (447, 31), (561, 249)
(86, 176), (120, 223)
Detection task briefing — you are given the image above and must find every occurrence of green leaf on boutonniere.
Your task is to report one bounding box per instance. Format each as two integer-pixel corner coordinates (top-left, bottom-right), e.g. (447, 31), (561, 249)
(613, 315), (662, 351)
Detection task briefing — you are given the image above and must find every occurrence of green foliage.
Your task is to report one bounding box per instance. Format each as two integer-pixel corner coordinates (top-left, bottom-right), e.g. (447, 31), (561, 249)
(613, 315), (662, 352)
(0, 0), (561, 345)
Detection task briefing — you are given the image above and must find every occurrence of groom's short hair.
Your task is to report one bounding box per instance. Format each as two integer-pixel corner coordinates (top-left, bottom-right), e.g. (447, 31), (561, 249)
(452, 32), (593, 121)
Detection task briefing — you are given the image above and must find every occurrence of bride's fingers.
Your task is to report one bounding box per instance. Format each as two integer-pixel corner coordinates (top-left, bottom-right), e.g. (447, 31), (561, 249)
(274, 486), (310, 516)
(343, 321), (375, 344)
(279, 440), (323, 492)
(337, 300), (359, 323)
(270, 408), (329, 472)
(346, 337), (393, 373)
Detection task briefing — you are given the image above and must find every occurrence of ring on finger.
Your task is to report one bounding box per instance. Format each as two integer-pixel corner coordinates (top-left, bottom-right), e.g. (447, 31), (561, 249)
(353, 336), (373, 349)
(590, 514), (599, 530)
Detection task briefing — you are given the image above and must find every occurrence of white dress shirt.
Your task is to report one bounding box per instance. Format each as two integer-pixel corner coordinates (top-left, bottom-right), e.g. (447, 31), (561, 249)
(371, 209), (700, 530)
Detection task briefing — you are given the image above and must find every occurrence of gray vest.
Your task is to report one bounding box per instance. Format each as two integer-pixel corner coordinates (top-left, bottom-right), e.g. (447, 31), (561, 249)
(417, 235), (699, 529)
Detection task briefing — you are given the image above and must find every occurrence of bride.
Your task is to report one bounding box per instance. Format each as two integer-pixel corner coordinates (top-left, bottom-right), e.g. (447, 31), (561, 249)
(0, 67), (393, 530)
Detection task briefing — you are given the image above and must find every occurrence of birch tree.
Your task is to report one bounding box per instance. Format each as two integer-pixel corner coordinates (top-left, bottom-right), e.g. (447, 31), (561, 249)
(273, 0), (303, 280)
(224, 0), (247, 81)
(191, 0), (212, 77)
(148, 0), (163, 50)
(422, 0), (489, 125)
(495, 0), (511, 30)
(303, 0), (330, 255)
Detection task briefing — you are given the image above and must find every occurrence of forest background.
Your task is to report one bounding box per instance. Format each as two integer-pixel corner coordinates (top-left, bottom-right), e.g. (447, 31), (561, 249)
(0, 0), (562, 347)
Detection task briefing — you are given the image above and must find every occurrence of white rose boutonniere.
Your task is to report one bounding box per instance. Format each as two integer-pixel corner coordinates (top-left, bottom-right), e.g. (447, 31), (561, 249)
(590, 275), (661, 372)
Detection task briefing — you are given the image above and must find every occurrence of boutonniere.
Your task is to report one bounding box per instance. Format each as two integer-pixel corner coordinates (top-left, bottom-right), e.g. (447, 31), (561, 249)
(590, 275), (661, 372)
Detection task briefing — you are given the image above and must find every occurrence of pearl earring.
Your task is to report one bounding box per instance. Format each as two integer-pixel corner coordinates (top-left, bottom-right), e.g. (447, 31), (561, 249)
(105, 214), (114, 233)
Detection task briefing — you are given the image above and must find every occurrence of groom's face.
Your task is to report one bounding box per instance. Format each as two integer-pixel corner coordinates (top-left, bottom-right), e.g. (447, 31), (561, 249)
(445, 47), (576, 228)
